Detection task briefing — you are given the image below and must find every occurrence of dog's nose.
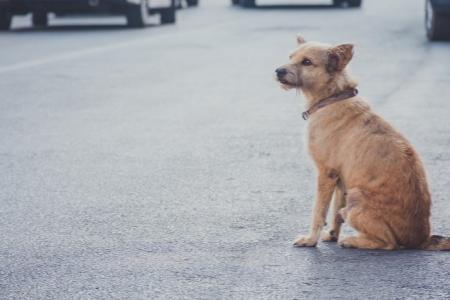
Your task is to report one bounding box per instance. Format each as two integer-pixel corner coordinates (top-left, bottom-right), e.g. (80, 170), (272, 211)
(276, 68), (287, 78)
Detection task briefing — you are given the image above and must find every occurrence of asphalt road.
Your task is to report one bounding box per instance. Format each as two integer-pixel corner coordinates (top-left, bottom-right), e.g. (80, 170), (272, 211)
(1, 0), (450, 299)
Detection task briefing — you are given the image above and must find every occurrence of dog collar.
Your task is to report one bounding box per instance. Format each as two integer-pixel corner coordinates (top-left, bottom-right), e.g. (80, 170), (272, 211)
(302, 88), (358, 120)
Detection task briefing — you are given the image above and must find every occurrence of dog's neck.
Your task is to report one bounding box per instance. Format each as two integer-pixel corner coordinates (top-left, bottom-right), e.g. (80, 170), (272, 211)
(300, 72), (358, 109)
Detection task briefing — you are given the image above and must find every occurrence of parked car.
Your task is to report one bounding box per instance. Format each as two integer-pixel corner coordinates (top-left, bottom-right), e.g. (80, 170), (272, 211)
(232, 0), (361, 8)
(425, 0), (450, 40)
(0, 0), (176, 30)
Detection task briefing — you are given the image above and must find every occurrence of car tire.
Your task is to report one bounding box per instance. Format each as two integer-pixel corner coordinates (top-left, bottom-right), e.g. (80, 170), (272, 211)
(186, 0), (198, 7)
(240, 0), (256, 8)
(32, 12), (48, 27)
(231, 0), (239, 4)
(160, 5), (176, 24)
(426, 0), (450, 41)
(0, 9), (12, 30)
(333, 0), (361, 7)
(126, 0), (147, 28)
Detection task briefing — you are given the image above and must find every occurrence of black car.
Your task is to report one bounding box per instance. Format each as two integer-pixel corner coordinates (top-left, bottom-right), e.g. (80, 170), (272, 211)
(231, 0), (361, 8)
(0, 0), (176, 30)
(426, 0), (450, 40)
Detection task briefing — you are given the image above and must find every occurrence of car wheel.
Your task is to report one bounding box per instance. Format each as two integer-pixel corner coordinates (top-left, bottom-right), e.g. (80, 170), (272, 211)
(127, 0), (148, 28)
(426, 0), (450, 40)
(231, 0), (239, 4)
(32, 12), (48, 27)
(0, 9), (12, 30)
(240, 0), (255, 8)
(333, 0), (361, 7)
(160, 3), (176, 24)
(186, 0), (198, 7)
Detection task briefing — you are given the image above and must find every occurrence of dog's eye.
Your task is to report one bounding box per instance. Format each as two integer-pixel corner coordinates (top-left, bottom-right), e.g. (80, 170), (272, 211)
(301, 58), (313, 66)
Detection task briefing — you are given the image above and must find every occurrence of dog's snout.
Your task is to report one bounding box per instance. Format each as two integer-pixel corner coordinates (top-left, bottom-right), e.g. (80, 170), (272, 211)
(276, 68), (287, 78)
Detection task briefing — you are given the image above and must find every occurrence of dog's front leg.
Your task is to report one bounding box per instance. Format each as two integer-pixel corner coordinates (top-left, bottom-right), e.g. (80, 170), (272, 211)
(321, 185), (346, 242)
(294, 170), (337, 247)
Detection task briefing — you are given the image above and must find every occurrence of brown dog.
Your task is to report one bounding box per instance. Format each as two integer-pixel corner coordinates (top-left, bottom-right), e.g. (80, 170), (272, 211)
(276, 36), (449, 250)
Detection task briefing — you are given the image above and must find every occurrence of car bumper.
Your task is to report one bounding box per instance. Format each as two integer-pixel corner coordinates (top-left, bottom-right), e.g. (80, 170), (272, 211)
(148, 0), (171, 8)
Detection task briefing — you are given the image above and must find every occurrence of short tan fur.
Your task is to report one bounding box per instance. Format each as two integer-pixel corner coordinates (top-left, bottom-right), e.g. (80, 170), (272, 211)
(275, 37), (449, 250)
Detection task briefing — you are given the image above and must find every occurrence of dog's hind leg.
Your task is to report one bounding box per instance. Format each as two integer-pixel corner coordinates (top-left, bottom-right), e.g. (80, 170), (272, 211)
(322, 185), (346, 242)
(338, 188), (398, 250)
(339, 234), (395, 250)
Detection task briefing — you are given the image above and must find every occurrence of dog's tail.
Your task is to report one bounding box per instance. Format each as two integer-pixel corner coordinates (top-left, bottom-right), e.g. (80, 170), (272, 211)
(419, 235), (450, 251)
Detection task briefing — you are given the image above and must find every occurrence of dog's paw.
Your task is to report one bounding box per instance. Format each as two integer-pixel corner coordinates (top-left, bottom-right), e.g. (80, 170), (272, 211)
(338, 237), (356, 249)
(321, 229), (338, 242)
(293, 235), (317, 247)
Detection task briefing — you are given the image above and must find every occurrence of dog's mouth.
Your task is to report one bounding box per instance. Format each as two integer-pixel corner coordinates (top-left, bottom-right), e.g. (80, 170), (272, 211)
(277, 77), (298, 87)
(278, 78), (289, 85)
(275, 75), (290, 85)
(276, 74), (300, 87)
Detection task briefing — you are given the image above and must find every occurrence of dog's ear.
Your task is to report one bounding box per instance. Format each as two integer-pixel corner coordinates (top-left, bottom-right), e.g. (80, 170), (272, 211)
(296, 35), (306, 45)
(327, 44), (354, 73)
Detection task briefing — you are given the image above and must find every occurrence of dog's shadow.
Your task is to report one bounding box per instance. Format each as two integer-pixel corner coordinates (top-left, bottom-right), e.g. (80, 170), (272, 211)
(292, 242), (438, 279)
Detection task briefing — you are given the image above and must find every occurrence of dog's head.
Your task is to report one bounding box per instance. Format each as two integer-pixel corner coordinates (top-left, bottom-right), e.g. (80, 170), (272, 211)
(275, 36), (354, 91)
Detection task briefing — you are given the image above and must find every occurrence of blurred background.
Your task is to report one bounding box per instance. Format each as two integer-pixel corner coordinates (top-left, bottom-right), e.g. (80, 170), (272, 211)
(1, 0), (450, 299)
